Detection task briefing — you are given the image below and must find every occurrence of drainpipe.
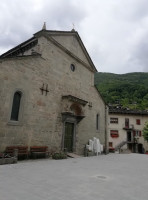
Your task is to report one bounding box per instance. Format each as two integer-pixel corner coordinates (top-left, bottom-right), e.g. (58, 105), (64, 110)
(105, 105), (109, 154)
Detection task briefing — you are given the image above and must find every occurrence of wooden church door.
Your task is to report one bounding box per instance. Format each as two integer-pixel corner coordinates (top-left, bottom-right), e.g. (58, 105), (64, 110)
(64, 122), (74, 152)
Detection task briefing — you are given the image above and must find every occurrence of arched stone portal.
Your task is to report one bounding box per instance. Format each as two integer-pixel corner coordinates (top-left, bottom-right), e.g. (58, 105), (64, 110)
(61, 95), (87, 152)
(70, 103), (83, 116)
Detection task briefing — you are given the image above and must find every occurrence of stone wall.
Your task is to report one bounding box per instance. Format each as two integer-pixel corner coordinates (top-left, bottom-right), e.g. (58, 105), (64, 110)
(0, 34), (106, 154)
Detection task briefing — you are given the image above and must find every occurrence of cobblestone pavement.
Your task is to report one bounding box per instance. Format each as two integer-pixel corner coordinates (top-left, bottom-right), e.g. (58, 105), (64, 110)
(0, 153), (148, 200)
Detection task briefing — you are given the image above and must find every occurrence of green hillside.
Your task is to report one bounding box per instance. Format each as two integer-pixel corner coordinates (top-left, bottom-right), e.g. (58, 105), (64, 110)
(95, 72), (148, 110)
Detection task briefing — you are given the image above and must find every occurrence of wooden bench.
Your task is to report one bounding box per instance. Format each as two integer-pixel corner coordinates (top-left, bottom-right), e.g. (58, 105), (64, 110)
(5, 146), (29, 159)
(30, 146), (49, 159)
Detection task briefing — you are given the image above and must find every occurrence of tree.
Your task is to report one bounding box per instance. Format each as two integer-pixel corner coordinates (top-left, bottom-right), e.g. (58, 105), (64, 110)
(143, 122), (148, 142)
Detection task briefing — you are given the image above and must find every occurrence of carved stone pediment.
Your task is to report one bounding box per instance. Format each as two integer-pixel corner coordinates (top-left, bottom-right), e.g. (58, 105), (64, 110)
(61, 95), (87, 123)
(62, 95), (88, 106)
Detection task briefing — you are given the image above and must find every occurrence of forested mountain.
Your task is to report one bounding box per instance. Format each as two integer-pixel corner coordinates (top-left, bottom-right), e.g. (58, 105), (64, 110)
(95, 72), (148, 110)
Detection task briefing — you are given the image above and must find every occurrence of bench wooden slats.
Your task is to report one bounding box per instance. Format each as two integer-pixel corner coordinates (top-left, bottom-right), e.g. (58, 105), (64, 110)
(30, 146), (49, 158)
(5, 146), (28, 159)
(5, 146), (49, 159)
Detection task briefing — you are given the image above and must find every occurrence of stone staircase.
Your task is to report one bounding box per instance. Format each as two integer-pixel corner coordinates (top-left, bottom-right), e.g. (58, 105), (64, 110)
(114, 140), (128, 152)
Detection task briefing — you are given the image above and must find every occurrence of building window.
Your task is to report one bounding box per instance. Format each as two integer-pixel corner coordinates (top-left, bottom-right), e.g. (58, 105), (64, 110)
(125, 118), (129, 128)
(133, 130), (142, 137)
(109, 142), (113, 147)
(96, 114), (100, 130)
(10, 91), (22, 121)
(136, 119), (141, 125)
(110, 118), (118, 124)
(110, 130), (119, 138)
(70, 64), (75, 72)
(139, 131), (142, 137)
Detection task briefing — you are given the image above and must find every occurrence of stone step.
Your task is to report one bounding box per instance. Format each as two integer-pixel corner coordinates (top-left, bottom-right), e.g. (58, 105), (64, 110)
(67, 153), (81, 158)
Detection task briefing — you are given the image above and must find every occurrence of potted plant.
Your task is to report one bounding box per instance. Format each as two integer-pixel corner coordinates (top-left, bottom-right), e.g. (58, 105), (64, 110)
(52, 151), (67, 160)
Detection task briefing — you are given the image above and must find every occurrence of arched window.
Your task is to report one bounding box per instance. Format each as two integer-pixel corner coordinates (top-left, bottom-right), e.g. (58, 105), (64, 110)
(10, 91), (22, 121)
(96, 114), (100, 130)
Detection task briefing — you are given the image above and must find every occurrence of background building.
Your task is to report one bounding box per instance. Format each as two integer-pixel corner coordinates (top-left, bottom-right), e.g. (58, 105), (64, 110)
(108, 106), (148, 153)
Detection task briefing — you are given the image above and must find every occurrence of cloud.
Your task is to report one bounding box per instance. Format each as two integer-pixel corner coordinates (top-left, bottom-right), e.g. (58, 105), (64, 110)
(0, 0), (87, 52)
(78, 0), (148, 73)
(0, 0), (148, 74)
(129, 33), (148, 72)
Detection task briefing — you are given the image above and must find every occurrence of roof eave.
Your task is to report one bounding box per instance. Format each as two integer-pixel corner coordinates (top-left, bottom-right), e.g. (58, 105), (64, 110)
(0, 37), (38, 58)
(34, 30), (97, 72)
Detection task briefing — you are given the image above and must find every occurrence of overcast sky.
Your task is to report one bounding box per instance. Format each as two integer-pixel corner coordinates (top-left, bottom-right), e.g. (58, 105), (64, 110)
(0, 0), (148, 74)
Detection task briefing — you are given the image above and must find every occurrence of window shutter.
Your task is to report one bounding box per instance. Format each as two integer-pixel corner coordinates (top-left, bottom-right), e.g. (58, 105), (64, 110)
(136, 119), (140, 125)
(110, 130), (119, 138)
(139, 131), (142, 137)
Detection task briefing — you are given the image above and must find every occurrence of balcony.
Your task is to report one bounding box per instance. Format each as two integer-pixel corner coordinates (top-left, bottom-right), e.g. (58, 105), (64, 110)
(123, 124), (134, 130)
(127, 138), (139, 144)
(127, 139), (135, 143)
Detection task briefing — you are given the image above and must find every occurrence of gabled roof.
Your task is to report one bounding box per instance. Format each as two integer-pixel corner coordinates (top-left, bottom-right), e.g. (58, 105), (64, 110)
(0, 37), (38, 58)
(109, 106), (148, 116)
(0, 29), (97, 72)
(35, 29), (97, 72)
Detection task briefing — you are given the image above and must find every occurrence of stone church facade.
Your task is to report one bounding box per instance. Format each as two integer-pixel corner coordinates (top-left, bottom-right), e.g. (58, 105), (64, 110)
(0, 27), (107, 154)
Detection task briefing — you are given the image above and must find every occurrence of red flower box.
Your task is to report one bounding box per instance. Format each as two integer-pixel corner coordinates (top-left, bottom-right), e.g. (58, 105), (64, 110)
(111, 133), (119, 138)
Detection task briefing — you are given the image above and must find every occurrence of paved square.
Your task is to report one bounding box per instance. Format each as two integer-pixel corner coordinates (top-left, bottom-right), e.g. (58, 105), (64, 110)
(0, 154), (148, 200)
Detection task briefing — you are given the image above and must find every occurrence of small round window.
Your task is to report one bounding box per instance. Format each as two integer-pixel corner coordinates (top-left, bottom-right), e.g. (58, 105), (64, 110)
(70, 64), (75, 72)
